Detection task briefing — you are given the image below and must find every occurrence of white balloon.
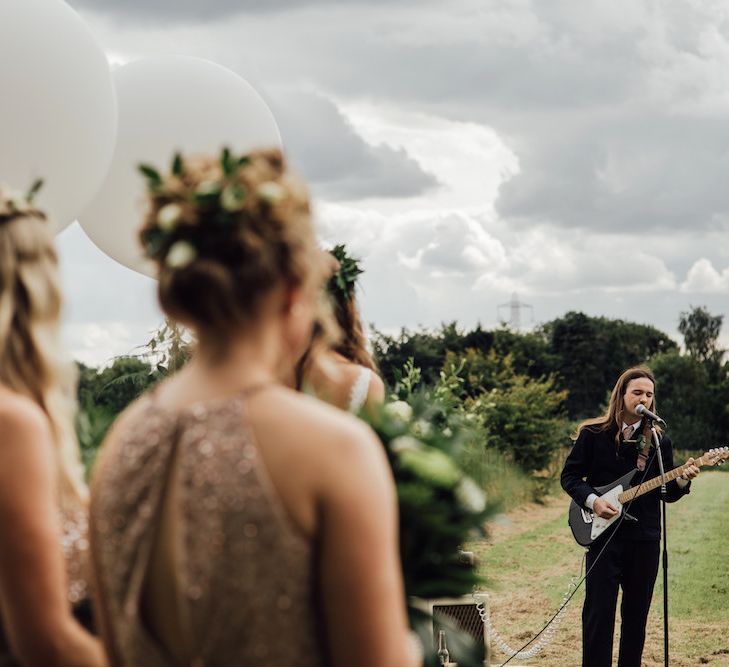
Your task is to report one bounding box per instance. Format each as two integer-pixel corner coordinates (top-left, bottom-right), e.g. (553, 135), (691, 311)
(0, 0), (117, 231)
(78, 56), (282, 277)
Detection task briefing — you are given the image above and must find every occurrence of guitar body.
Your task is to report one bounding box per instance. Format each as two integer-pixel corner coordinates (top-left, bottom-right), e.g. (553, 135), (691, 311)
(566, 447), (728, 546)
(568, 469), (637, 546)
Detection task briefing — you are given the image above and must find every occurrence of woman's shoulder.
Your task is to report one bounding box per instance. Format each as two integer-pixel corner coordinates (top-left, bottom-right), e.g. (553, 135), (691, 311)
(259, 387), (391, 495)
(0, 387), (51, 443)
(263, 385), (376, 444)
(0, 389), (54, 483)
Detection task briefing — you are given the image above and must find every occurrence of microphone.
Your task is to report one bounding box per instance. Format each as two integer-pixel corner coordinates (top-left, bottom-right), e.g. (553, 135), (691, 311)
(636, 403), (666, 426)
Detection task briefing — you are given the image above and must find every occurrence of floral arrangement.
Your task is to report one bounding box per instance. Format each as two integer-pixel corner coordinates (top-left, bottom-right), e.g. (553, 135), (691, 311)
(326, 243), (363, 302)
(364, 384), (494, 666)
(137, 147), (287, 269)
(368, 393), (491, 600)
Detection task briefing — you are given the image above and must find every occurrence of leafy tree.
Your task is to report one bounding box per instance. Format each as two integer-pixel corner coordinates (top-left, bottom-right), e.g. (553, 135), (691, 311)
(650, 351), (729, 451)
(678, 306), (724, 367)
(491, 327), (555, 379)
(440, 351), (569, 473)
(373, 322), (555, 388)
(542, 312), (678, 419)
(441, 348), (511, 398)
(652, 307), (729, 453)
(471, 379), (568, 473)
(373, 322), (478, 386)
(75, 319), (193, 470)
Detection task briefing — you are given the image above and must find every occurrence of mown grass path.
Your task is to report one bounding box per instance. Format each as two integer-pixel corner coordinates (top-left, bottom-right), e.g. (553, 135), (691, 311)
(471, 471), (729, 666)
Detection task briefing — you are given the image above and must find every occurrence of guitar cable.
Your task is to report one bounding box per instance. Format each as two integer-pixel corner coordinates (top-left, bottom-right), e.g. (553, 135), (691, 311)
(496, 447), (660, 667)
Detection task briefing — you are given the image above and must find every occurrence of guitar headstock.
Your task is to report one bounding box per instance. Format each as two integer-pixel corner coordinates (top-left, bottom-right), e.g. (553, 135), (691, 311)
(700, 446), (729, 467)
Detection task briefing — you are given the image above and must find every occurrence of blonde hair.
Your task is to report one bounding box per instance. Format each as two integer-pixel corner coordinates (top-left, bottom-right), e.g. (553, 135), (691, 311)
(0, 200), (87, 508)
(575, 366), (660, 445)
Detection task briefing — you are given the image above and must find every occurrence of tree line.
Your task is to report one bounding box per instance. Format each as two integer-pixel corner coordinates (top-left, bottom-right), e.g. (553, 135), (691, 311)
(76, 307), (729, 478)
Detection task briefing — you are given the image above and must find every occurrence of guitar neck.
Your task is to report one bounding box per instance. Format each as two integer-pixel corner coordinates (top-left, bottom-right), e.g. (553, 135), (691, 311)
(618, 455), (706, 504)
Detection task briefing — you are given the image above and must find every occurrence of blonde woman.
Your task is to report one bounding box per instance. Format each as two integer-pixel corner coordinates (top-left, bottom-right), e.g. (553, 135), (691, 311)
(89, 149), (420, 667)
(0, 186), (106, 666)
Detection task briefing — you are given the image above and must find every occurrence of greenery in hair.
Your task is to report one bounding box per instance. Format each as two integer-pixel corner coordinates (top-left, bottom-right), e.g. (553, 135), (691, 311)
(0, 179), (46, 222)
(138, 147), (285, 269)
(327, 244), (363, 301)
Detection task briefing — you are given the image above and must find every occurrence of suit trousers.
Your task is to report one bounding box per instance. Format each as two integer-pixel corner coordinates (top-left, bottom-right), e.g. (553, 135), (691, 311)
(582, 537), (660, 667)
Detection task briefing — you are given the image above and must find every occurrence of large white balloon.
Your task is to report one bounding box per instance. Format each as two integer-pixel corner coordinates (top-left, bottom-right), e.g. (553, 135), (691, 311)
(0, 0), (117, 231)
(78, 56), (282, 277)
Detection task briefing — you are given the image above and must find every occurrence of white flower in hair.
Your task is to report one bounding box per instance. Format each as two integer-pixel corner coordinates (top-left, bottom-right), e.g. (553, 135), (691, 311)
(166, 240), (197, 269)
(256, 181), (285, 204)
(157, 203), (183, 231)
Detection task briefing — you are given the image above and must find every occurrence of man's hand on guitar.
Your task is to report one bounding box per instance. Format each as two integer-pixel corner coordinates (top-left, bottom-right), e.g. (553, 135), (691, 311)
(593, 498), (619, 519)
(681, 457), (700, 481)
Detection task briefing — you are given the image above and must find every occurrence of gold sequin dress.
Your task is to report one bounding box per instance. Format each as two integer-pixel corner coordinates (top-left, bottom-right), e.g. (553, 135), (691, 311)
(89, 390), (328, 667)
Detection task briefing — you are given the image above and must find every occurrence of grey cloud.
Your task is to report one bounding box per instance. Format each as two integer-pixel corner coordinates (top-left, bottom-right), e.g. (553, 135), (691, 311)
(496, 113), (729, 233)
(67, 0), (422, 24)
(270, 89), (439, 200)
(73, 0), (729, 232)
(192, 2), (729, 233)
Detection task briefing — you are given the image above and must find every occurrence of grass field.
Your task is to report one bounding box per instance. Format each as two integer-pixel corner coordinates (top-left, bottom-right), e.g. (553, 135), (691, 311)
(470, 470), (729, 666)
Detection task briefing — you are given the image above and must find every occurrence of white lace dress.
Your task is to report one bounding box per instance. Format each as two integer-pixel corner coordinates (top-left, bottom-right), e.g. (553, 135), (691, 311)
(348, 367), (372, 413)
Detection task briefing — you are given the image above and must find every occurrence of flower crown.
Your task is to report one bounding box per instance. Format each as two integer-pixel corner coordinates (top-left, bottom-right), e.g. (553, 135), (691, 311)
(138, 147), (287, 270)
(0, 180), (46, 224)
(327, 244), (363, 302)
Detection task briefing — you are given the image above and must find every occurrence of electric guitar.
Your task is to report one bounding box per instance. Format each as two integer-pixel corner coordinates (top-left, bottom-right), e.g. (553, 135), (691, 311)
(568, 447), (729, 546)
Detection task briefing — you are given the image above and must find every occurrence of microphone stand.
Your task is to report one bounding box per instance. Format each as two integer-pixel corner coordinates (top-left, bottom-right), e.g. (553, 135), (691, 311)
(648, 417), (669, 667)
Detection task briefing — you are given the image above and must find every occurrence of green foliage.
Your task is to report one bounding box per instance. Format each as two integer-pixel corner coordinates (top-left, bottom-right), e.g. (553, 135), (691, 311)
(366, 393), (494, 598)
(651, 351), (729, 451)
(76, 357), (158, 470)
(365, 388), (495, 667)
(441, 348), (510, 398)
(374, 313), (677, 421)
(373, 322), (496, 387)
(75, 401), (116, 473)
(540, 311), (678, 418)
(75, 319), (193, 471)
(390, 357), (424, 400)
(455, 354), (569, 473)
(84, 357), (157, 412)
(678, 305), (724, 366)
(327, 244), (364, 302)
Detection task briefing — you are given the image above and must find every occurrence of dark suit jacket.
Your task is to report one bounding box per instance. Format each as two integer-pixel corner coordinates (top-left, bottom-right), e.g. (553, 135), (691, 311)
(561, 423), (690, 541)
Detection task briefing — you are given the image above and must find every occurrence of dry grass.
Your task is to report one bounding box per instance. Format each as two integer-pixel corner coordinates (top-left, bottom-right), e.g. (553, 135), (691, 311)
(470, 473), (729, 667)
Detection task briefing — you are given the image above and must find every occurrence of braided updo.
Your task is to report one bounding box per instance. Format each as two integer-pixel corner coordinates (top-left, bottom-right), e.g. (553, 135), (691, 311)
(138, 148), (322, 340)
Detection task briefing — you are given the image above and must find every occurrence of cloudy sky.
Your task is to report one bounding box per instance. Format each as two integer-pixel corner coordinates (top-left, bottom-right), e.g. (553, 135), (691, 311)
(57, 0), (729, 366)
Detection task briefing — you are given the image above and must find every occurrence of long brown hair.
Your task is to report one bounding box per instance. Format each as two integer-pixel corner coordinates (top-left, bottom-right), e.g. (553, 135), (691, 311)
(0, 198), (86, 508)
(575, 366), (660, 445)
(330, 290), (377, 371)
